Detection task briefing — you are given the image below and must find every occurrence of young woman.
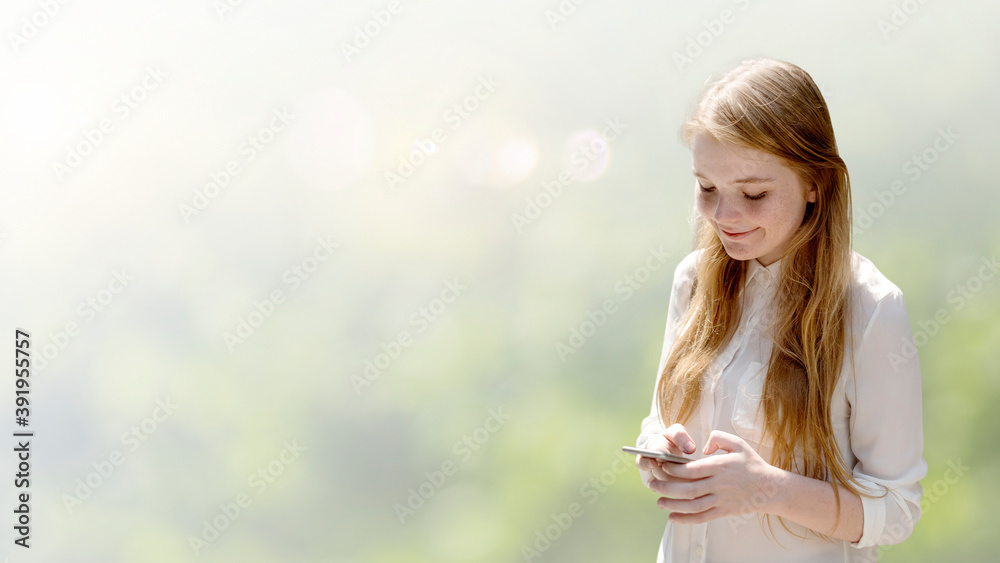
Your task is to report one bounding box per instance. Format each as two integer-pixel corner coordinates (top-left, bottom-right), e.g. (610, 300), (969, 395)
(634, 58), (927, 562)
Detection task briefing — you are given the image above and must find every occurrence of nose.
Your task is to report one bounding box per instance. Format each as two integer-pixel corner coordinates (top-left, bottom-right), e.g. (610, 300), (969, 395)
(713, 192), (741, 225)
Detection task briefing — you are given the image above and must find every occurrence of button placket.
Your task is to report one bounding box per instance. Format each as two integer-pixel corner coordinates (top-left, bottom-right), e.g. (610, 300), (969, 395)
(683, 262), (779, 563)
(691, 524), (708, 562)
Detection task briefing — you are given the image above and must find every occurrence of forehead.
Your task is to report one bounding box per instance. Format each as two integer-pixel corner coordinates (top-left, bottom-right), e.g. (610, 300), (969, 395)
(690, 132), (791, 180)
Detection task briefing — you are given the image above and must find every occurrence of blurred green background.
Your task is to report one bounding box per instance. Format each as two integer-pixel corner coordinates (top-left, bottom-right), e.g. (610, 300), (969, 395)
(0, 0), (997, 561)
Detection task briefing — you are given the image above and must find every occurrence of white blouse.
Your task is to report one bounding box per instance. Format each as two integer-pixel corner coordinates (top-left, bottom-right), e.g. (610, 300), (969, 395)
(636, 249), (927, 563)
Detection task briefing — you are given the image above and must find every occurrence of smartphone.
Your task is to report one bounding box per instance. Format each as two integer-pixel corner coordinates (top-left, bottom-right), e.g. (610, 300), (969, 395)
(621, 446), (693, 464)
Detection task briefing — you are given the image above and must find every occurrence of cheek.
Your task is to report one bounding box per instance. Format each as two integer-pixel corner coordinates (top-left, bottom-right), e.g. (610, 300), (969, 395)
(753, 196), (800, 232)
(743, 202), (766, 221)
(739, 201), (774, 230)
(695, 194), (713, 219)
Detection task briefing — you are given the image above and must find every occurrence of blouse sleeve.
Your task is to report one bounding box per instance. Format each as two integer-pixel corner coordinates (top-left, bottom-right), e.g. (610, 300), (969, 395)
(635, 250), (699, 454)
(846, 289), (928, 548)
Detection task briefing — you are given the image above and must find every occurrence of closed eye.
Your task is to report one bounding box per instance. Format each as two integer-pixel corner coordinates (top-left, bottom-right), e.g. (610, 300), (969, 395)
(700, 183), (766, 201)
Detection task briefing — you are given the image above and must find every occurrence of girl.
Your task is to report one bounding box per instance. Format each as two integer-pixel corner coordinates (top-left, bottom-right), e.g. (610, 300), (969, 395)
(634, 58), (926, 562)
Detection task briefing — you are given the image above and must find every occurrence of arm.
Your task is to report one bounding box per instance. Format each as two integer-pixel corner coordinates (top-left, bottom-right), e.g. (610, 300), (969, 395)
(635, 251), (699, 482)
(732, 288), (924, 544)
(767, 467), (863, 543)
(652, 430), (863, 542)
(841, 288), (927, 547)
(637, 251), (698, 446)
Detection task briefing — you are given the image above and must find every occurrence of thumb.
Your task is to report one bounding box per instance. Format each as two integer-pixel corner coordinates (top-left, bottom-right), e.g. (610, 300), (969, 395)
(702, 430), (746, 456)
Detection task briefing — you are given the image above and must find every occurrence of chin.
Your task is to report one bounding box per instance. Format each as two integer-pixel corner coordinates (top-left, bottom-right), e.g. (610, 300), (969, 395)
(719, 244), (758, 262)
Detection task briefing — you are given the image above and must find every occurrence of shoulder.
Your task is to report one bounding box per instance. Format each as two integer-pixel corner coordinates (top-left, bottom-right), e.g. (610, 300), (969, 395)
(673, 248), (705, 295)
(665, 248), (703, 319)
(848, 251), (901, 300)
(847, 251), (908, 333)
(673, 248), (703, 287)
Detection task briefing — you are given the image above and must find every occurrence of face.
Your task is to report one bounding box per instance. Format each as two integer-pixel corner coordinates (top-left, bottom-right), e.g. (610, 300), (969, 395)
(690, 132), (816, 266)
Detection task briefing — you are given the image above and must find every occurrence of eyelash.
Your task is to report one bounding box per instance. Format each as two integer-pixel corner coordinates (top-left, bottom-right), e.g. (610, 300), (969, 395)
(698, 184), (767, 201)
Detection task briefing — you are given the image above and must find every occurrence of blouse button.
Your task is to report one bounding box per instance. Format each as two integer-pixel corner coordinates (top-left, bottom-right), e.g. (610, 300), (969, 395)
(738, 327), (745, 336)
(693, 544), (704, 559)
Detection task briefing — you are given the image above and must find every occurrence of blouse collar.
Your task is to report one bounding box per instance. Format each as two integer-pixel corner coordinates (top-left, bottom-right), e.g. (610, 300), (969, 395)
(746, 257), (782, 288)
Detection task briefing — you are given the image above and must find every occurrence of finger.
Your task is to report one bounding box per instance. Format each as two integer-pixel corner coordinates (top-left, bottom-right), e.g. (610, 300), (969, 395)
(647, 476), (705, 500)
(663, 423), (697, 455)
(667, 506), (722, 525)
(660, 460), (715, 480)
(635, 455), (651, 471)
(657, 493), (715, 514)
(657, 458), (720, 481)
(650, 463), (670, 481)
(644, 434), (678, 456)
(639, 467), (654, 489)
(639, 456), (664, 472)
(702, 430), (746, 456)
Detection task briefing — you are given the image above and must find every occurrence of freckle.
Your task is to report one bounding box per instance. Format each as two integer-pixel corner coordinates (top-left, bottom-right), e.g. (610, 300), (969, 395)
(744, 202), (765, 219)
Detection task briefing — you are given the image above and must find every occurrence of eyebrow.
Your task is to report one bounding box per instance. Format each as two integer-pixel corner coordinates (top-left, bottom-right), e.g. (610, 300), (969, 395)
(692, 171), (774, 185)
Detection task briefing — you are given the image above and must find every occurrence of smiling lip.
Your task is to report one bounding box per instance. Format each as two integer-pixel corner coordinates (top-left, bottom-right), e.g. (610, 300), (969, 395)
(720, 227), (758, 239)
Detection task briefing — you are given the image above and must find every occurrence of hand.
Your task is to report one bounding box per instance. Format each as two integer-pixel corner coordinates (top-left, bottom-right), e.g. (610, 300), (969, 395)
(635, 423), (697, 490)
(649, 430), (781, 524)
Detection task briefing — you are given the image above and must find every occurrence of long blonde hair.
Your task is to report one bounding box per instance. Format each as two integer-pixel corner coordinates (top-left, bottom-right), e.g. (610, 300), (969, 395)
(656, 58), (868, 539)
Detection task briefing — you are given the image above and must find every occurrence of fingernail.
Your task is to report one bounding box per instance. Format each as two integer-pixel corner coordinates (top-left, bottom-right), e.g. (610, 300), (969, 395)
(685, 441), (695, 453)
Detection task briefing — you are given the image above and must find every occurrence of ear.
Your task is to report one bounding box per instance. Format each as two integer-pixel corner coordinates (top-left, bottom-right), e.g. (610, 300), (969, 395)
(806, 183), (818, 203)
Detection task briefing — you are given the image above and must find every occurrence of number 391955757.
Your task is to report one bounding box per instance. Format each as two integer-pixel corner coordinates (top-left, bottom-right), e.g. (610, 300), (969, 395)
(15, 329), (30, 425)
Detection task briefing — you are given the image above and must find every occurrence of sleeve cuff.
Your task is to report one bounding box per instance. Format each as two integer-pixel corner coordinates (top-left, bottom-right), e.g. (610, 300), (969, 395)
(849, 480), (886, 549)
(848, 477), (920, 548)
